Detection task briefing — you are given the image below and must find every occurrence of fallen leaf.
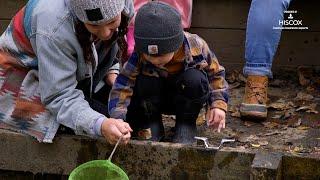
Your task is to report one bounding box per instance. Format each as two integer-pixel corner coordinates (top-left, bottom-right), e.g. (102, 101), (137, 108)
(236, 146), (246, 150)
(264, 131), (281, 136)
(226, 70), (238, 83)
(285, 141), (293, 146)
(244, 121), (254, 127)
(229, 106), (241, 118)
(293, 146), (303, 153)
(306, 103), (318, 114)
(262, 122), (279, 129)
(238, 135), (259, 143)
(288, 118), (302, 128)
(282, 109), (296, 120)
(229, 82), (241, 89)
(271, 114), (282, 119)
(251, 144), (261, 148)
(231, 111), (241, 118)
(295, 92), (314, 101)
(296, 106), (311, 111)
(306, 109), (319, 114)
(297, 66), (313, 86)
(268, 102), (287, 110)
(238, 73), (247, 83)
(196, 108), (206, 126)
(297, 126), (310, 130)
(296, 103), (318, 114)
(312, 120), (320, 128)
(228, 106), (237, 113)
(270, 79), (285, 87)
(268, 99), (295, 111)
(258, 141), (269, 146)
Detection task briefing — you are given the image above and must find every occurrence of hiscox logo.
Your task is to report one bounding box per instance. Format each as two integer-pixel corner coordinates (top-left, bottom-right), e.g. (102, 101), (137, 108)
(273, 10), (309, 30)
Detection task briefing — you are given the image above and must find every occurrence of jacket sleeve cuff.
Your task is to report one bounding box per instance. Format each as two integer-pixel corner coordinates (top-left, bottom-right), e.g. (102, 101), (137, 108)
(94, 117), (106, 136)
(211, 100), (228, 112)
(107, 69), (120, 75)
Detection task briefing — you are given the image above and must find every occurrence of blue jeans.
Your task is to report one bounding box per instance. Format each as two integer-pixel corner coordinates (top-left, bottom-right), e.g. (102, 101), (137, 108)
(244, 0), (292, 78)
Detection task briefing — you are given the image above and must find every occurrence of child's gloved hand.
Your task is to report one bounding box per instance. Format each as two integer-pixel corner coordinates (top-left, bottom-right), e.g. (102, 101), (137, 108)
(101, 118), (133, 144)
(206, 108), (226, 132)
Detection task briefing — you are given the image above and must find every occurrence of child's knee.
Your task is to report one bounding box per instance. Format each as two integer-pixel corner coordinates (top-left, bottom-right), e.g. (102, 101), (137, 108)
(134, 74), (163, 97)
(176, 68), (209, 100)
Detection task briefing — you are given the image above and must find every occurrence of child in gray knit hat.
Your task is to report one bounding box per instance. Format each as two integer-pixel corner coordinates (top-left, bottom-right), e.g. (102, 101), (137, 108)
(0, 0), (135, 144)
(109, 1), (229, 143)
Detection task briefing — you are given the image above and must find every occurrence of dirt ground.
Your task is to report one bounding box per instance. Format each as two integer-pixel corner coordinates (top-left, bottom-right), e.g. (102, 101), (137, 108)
(55, 66), (319, 158)
(162, 67), (320, 158)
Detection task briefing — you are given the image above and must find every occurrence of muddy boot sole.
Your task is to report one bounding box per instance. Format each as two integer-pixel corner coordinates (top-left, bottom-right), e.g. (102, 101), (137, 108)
(240, 103), (267, 120)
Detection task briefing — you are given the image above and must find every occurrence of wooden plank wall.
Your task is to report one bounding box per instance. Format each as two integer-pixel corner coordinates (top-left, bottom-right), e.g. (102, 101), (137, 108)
(0, 0), (319, 67)
(190, 0), (320, 67)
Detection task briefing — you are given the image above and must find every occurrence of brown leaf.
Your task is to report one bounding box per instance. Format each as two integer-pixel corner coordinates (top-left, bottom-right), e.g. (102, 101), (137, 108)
(296, 103), (318, 114)
(244, 121), (254, 127)
(297, 126), (310, 130)
(226, 70), (238, 84)
(268, 102), (287, 110)
(231, 111), (241, 118)
(288, 118), (302, 128)
(297, 66), (313, 86)
(295, 92), (314, 101)
(282, 109), (296, 120)
(270, 79), (285, 87)
(262, 122), (280, 129)
(229, 82), (241, 89)
(293, 146), (303, 153)
(268, 99), (295, 111)
(264, 131), (281, 136)
(196, 108), (206, 126)
(258, 140), (269, 146)
(238, 135), (259, 143)
(238, 73), (247, 83)
(271, 114), (282, 119)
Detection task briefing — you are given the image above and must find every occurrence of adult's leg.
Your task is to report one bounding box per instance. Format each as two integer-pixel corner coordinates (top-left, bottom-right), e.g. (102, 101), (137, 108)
(244, 0), (292, 77)
(241, 0), (292, 120)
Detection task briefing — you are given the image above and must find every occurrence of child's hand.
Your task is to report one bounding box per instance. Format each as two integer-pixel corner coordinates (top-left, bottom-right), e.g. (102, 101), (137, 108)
(206, 108), (226, 132)
(105, 73), (118, 86)
(101, 118), (133, 144)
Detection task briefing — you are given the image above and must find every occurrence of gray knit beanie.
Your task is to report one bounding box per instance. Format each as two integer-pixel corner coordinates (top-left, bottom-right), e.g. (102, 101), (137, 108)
(134, 1), (184, 55)
(70, 0), (125, 25)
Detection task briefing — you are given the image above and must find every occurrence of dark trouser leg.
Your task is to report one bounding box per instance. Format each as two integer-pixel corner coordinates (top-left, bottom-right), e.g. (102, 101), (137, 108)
(76, 79), (111, 117)
(126, 74), (165, 141)
(173, 68), (209, 144)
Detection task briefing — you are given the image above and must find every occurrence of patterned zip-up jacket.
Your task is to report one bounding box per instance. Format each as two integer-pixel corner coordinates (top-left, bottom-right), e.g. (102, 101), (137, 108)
(109, 32), (229, 120)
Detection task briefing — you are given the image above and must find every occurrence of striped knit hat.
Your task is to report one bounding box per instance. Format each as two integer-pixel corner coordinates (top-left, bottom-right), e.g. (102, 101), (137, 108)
(70, 0), (125, 25)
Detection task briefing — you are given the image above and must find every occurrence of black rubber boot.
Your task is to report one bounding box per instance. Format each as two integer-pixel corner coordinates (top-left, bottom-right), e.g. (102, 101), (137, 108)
(141, 99), (164, 141)
(172, 68), (209, 144)
(126, 74), (165, 141)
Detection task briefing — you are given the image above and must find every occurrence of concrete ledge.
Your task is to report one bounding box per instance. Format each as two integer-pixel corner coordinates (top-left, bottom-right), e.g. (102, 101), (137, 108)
(250, 152), (282, 180)
(0, 129), (254, 179)
(0, 129), (319, 179)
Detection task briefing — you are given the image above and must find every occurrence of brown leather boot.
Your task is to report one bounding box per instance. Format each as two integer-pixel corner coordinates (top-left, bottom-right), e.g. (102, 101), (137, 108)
(240, 75), (268, 120)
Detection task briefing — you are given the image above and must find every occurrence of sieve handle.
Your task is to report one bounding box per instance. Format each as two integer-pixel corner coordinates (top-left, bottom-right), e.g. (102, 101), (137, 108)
(108, 135), (123, 161)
